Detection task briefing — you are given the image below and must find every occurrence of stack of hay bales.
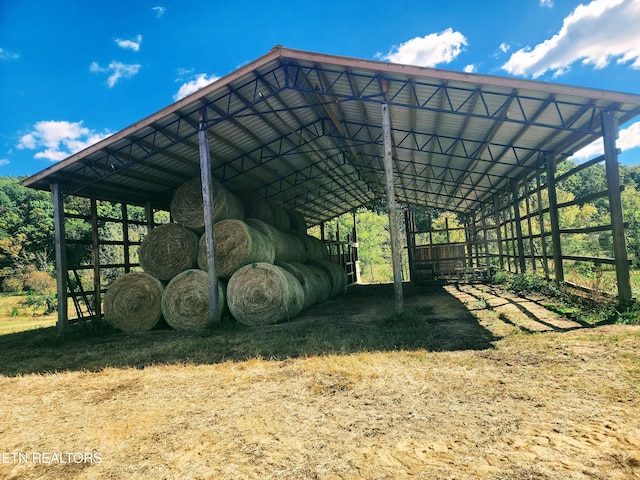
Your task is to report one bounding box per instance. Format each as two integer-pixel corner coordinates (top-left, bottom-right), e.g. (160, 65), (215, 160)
(104, 176), (348, 332)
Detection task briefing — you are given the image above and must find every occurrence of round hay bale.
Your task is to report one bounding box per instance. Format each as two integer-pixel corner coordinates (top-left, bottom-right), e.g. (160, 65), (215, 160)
(104, 272), (164, 332)
(306, 264), (332, 304)
(161, 269), (225, 330)
(227, 262), (304, 326)
(308, 260), (348, 298)
(237, 191), (275, 226)
(225, 191), (246, 221)
(276, 261), (319, 309)
(139, 223), (199, 281)
(294, 233), (328, 262)
(282, 232), (307, 263)
(286, 208), (308, 233)
(170, 177), (238, 232)
(198, 219), (275, 279)
(267, 201), (290, 231)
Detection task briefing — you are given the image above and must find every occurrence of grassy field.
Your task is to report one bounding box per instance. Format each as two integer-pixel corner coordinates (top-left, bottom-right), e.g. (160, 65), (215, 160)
(0, 283), (639, 479)
(0, 294), (56, 335)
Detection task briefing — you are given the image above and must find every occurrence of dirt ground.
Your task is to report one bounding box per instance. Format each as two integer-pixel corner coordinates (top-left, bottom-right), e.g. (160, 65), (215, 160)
(0, 281), (639, 479)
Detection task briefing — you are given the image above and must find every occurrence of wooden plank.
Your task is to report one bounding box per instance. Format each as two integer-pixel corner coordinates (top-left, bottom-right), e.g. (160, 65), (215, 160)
(91, 196), (102, 325)
(52, 183), (68, 335)
(546, 155), (564, 283)
(602, 110), (632, 305)
(511, 179), (527, 273)
(493, 194), (504, 270)
(198, 109), (220, 325)
(381, 102), (404, 316)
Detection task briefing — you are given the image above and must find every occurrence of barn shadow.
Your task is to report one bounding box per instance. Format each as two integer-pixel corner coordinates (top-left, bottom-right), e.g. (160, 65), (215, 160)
(0, 282), (499, 376)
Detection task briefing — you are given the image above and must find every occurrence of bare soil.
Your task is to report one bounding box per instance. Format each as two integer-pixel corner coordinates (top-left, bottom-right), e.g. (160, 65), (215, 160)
(0, 282), (639, 479)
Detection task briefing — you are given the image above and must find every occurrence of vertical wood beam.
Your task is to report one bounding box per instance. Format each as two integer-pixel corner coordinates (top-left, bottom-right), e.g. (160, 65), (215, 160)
(546, 155), (564, 283)
(535, 173), (550, 278)
(91, 196), (102, 326)
(480, 203), (489, 267)
(198, 108), (220, 326)
(121, 202), (131, 274)
(381, 102), (404, 316)
(404, 210), (416, 283)
(511, 179), (526, 273)
(52, 183), (68, 335)
(493, 194), (504, 270)
(602, 110), (632, 305)
(524, 182), (537, 272)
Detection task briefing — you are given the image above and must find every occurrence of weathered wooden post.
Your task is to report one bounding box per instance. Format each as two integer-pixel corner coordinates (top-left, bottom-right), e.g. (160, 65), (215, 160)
(52, 182), (68, 335)
(198, 108), (220, 325)
(601, 110), (632, 306)
(381, 101), (404, 317)
(546, 155), (564, 284)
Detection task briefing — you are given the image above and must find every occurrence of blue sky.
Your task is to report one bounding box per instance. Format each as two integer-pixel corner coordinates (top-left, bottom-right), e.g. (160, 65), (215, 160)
(2, 0), (640, 177)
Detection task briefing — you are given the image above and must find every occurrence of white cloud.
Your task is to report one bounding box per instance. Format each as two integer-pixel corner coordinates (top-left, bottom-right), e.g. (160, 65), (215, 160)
(16, 121), (111, 162)
(464, 64), (476, 73)
(152, 6), (166, 17)
(502, 0), (640, 78)
(540, 0), (554, 7)
(115, 35), (142, 51)
(570, 121), (640, 160)
(377, 28), (468, 67)
(173, 73), (220, 101)
(90, 61), (141, 87)
(0, 47), (19, 61)
(499, 42), (510, 53)
(0, 159), (9, 167)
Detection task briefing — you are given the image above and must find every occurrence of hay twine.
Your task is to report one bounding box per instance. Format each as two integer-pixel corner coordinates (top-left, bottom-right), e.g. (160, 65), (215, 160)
(161, 269), (225, 331)
(104, 272), (164, 332)
(139, 223), (199, 281)
(198, 219), (275, 279)
(227, 262), (304, 326)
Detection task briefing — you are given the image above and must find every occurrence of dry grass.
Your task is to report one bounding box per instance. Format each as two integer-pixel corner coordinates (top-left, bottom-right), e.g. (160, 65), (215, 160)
(0, 283), (639, 479)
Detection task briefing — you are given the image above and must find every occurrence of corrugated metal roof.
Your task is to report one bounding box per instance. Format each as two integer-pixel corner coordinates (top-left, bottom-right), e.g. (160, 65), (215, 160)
(23, 46), (640, 225)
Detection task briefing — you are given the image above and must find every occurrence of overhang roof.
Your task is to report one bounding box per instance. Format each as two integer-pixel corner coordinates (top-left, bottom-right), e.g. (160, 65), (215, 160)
(23, 46), (640, 225)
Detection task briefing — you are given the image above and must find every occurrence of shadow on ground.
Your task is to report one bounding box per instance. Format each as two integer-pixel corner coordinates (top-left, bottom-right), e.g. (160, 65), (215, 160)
(0, 282), (582, 376)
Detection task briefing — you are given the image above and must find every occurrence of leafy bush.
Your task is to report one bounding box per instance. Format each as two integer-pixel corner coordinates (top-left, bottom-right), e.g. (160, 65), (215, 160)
(23, 270), (57, 315)
(2, 276), (23, 293)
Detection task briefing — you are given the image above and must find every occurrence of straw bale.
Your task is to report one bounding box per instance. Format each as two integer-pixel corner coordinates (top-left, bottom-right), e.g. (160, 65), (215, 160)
(104, 272), (164, 332)
(305, 264), (332, 304)
(161, 269), (225, 330)
(245, 218), (306, 263)
(294, 233), (328, 262)
(139, 223), (199, 281)
(308, 260), (348, 298)
(276, 261), (319, 309)
(170, 176), (240, 232)
(268, 201), (290, 231)
(286, 208), (308, 233)
(198, 219), (275, 279)
(227, 262), (304, 326)
(237, 191), (275, 226)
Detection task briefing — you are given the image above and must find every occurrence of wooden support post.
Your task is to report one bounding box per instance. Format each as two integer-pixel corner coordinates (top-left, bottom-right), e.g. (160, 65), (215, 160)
(493, 194), (504, 270)
(198, 108), (220, 326)
(381, 102), (404, 316)
(52, 183), (68, 335)
(404, 210), (416, 283)
(121, 202), (131, 274)
(480, 203), (489, 266)
(511, 179), (527, 274)
(352, 211), (360, 283)
(90, 197), (102, 326)
(536, 173), (550, 278)
(145, 202), (154, 231)
(602, 110), (632, 305)
(546, 155), (564, 283)
(524, 180), (536, 272)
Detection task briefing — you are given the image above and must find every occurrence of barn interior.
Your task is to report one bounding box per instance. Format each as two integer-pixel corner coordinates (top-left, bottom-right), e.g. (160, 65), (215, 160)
(21, 46), (640, 332)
